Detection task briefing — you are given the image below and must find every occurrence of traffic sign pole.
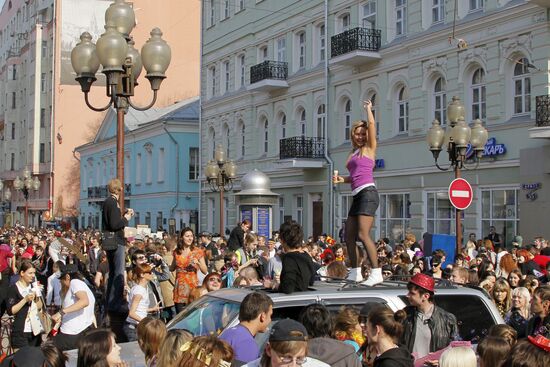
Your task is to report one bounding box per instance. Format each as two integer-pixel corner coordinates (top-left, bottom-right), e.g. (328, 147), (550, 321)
(448, 174), (474, 256)
(455, 167), (462, 255)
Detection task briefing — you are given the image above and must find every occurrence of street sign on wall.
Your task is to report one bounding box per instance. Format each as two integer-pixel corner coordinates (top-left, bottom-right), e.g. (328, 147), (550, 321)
(448, 178), (473, 210)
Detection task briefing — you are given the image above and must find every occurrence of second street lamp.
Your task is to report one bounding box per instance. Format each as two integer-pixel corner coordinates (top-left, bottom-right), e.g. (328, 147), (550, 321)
(426, 96), (489, 254)
(206, 145), (238, 236)
(71, 0), (171, 212)
(13, 168), (41, 227)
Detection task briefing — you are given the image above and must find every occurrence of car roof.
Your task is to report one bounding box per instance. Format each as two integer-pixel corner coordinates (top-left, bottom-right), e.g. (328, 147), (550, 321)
(205, 279), (491, 304)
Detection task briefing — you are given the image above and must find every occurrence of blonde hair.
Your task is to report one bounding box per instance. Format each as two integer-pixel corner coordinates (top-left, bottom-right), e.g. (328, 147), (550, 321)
(439, 346), (476, 367)
(107, 178), (123, 194)
(156, 329), (193, 367)
(349, 120), (369, 150)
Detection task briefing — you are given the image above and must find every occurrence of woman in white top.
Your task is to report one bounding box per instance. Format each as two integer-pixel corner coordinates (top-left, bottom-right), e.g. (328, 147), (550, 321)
(51, 263), (96, 351)
(124, 263), (160, 342)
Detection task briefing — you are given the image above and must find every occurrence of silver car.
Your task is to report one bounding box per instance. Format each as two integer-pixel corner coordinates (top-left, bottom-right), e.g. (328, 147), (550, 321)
(67, 280), (504, 366)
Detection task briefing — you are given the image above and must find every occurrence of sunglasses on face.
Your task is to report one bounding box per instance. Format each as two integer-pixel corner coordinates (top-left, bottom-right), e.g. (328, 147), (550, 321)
(208, 277), (222, 283)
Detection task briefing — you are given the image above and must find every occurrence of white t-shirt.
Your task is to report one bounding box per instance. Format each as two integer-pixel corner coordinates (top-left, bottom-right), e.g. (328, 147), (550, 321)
(126, 284), (149, 324)
(60, 279), (95, 335)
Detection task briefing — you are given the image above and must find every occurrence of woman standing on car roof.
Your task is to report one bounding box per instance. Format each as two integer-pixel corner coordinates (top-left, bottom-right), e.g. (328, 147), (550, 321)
(333, 100), (382, 286)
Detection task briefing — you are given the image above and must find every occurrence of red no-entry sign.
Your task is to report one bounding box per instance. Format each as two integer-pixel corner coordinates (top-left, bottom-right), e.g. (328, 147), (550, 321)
(448, 178), (473, 210)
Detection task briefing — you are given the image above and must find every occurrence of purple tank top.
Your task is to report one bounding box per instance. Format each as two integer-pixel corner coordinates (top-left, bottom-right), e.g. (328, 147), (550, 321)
(346, 151), (375, 192)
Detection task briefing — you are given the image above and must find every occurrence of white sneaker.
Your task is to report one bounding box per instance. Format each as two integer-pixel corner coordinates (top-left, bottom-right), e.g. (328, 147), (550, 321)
(361, 268), (383, 286)
(347, 267), (364, 282)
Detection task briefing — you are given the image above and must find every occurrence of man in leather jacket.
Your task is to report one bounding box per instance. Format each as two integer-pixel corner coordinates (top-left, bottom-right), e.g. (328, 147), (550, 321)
(400, 273), (458, 358)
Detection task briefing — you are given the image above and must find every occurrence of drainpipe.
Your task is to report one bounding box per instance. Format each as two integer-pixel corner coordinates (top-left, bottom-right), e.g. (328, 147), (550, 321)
(324, 0), (335, 236)
(164, 125), (179, 216)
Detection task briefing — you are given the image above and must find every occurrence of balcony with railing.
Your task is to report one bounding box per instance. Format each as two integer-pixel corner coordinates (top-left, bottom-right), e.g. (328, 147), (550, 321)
(279, 137), (326, 168)
(247, 61), (289, 92)
(330, 27), (382, 66)
(530, 95), (550, 138)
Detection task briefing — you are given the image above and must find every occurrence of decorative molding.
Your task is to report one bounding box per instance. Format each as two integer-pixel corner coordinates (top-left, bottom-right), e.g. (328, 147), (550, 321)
(143, 142), (153, 153)
(498, 33), (533, 74)
(458, 46), (488, 82)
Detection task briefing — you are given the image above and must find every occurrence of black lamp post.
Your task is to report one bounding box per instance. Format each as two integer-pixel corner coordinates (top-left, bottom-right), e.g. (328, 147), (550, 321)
(70, 0), (171, 213)
(205, 145), (238, 236)
(426, 96), (488, 253)
(13, 167), (41, 227)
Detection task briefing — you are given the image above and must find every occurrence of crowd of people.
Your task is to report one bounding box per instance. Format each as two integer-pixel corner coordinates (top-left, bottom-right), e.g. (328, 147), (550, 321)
(0, 212), (547, 366)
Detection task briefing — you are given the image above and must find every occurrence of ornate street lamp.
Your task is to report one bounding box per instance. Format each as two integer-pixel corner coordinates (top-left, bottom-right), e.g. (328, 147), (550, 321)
(427, 96), (489, 252)
(13, 169), (41, 227)
(71, 0), (171, 211)
(205, 145), (238, 236)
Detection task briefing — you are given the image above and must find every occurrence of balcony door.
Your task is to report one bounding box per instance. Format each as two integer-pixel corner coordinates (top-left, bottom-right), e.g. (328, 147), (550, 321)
(311, 193), (323, 240)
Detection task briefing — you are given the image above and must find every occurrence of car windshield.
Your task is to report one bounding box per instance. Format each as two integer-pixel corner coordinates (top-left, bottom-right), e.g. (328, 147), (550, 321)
(167, 296), (240, 337)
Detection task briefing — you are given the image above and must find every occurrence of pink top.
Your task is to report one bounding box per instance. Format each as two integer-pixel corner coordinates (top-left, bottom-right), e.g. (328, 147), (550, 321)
(346, 150), (375, 192)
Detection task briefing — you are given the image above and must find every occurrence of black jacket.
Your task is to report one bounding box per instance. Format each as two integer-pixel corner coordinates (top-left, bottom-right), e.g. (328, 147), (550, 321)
(373, 346), (414, 367)
(400, 304), (458, 354)
(227, 226), (245, 252)
(526, 313), (550, 338)
(279, 251), (315, 294)
(101, 195), (128, 245)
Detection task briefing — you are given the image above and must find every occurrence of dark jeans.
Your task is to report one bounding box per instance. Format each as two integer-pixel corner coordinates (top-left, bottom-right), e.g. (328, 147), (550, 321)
(106, 243), (128, 314)
(53, 325), (94, 351)
(123, 322), (137, 342)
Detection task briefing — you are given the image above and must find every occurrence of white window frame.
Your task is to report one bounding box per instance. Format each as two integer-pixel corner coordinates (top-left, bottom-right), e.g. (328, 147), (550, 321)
(426, 191), (456, 235)
(208, 127), (216, 160)
(344, 99), (352, 141)
(315, 104), (325, 139)
(263, 118), (269, 154)
(296, 195), (303, 226)
(223, 60), (230, 94)
(434, 77), (447, 125)
(209, 66), (216, 98)
(41, 73), (46, 93)
(222, 123), (230, 156)
(432, 0), (445, 24)
(361, 1), (376, 29)
(319, 24), (325, 62)
(236, 0), (245, 12)
(471, 68), (486, 120)
(239, 54), (246, 88)
(513, 58), (531, 116)
(222, 0), (230, 20)
(157, 148), (165, 182)
(280, 113), (287, 139)
(279, 197), (285, 227)
(469, 0), (484, 12)
(298, 108), (306, 136)
(341, 13), (350, 32)
(259, 45), (268, 62)
(276, 36), (286, 62)
(239, 121), (246, 158)
(480, 187), (519, 247)
(189, 147), (199, 181)
(378, 192), (411, 242)
(146, 150), (152, 184)
(395, 0), (407, 37)
(298, 32), (306, 69)
(397, 86), (409, 134)
(209, 0), (215, 27)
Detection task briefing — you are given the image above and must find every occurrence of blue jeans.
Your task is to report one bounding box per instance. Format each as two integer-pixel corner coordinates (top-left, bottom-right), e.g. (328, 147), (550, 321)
(106, 243), (128, 314)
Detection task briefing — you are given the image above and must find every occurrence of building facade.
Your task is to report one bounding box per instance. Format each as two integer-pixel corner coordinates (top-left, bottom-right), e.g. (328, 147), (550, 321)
(0, 0), (200, 227)
(200, 0), (550, 245)
(76, 97), (200, 233)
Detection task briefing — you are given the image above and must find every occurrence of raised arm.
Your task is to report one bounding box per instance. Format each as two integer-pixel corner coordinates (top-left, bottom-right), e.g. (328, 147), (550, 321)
(364, 100), (377, 151)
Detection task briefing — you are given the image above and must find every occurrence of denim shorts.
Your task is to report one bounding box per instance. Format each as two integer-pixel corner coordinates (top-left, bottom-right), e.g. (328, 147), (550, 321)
(348, 186), (379, 217)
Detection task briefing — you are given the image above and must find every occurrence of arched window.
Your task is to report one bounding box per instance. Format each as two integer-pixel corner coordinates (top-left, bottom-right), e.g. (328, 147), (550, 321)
(513, 58), (531, 115)
(209, 127), (216, 159)
(397, 86), (409, 133)
(239, 120), (245, 158)
(298, 109), (306, 136)
(344, 99), (352, 140)
(471, 68), (486, 120)
(280, 113), (287, 139)
(315, 104), (325, 139)
(434, 77), (447, 124)
(298, 32), (306, 68)
(263, 118), (269, 154)
(222, 123), (230, 156)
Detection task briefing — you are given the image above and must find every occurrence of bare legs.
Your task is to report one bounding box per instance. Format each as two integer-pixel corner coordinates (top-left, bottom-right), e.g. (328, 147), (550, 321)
(345, 214), (378, 269)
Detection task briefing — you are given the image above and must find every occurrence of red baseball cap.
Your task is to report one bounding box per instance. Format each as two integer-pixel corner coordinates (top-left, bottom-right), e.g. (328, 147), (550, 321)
(528, 335), (550, 352)
(409, 273), (435, 293)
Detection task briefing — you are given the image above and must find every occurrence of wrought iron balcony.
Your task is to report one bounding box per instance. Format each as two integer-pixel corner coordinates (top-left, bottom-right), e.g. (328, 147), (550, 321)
(248, 61), (289, 92)
(330, 27), (382, 65)
(536, 95), (550, 127)
(280, 137), (325, 160)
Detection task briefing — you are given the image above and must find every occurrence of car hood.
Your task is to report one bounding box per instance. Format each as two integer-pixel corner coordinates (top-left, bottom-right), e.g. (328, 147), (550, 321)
(65, 341), (146, 367)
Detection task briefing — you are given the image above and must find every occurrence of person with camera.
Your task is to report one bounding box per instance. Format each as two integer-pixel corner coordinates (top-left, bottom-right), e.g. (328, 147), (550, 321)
(101, 178), (134, 341)
(124, 263), (161, 341)
(7, 260), (44, 351)
(129, 249), (171, 320)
